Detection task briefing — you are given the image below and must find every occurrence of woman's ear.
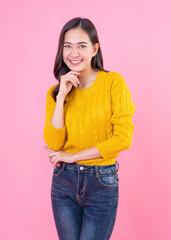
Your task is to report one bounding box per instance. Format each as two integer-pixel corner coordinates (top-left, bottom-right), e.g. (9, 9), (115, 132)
(93, 43), (100, 57)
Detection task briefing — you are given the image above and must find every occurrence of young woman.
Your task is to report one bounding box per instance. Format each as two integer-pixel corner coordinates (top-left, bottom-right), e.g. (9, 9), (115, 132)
(43, 17), (136, 240)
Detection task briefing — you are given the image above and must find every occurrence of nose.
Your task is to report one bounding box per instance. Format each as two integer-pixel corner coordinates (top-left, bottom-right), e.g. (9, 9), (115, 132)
(70, 47), (80, 58)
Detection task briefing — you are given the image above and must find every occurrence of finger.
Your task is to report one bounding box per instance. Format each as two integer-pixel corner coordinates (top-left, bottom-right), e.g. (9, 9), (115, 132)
(66, 75), (78, 87)
(51, 155), (57, 162)
(69, 72), (81, 83)
(49, 156), (56, 164)
(53, 159), (62, 168)
(44, 145), (55, 151)
(71, 74), (80, 85)
(70, 71), (81, 75)
(43, 145), (50, 150)
(53, 160), (58, 168)
(48, 152), (56, 157)
(43, 145), (48, 149)
(44, 146), (55, 152)
(49, 157), (53, 163)
(47, 150), (55, 153)
(70, 75), (80, 86)
(55, 162), (60, 167)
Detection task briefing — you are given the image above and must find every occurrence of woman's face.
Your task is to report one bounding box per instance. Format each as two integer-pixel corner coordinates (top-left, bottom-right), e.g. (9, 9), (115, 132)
(63, 27), (99, 72)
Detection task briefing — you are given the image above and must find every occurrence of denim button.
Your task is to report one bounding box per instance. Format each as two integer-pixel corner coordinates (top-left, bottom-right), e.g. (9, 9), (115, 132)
(80, 166), (84, 170)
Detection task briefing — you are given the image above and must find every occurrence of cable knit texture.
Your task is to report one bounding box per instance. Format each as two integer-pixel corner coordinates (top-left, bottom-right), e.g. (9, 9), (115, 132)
(43, 71), (136, 165)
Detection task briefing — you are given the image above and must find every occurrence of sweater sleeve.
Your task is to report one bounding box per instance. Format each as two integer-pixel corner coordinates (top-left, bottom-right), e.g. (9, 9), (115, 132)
(95, 74), (136, 160)
(43, 85), (67, 151)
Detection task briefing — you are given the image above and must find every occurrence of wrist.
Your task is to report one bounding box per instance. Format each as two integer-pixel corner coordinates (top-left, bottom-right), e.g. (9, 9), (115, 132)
(73, 152), (80, 162)
(56, 93), (65, 102)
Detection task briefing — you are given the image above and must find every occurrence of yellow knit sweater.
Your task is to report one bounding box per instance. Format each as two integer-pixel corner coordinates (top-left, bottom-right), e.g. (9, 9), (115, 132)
(43, 71), (136, 165)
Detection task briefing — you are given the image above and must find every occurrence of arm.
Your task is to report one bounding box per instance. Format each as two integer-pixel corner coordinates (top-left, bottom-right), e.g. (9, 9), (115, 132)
(43, 86), (67, 151)
(74, 146), (102, 161)
(73, 75), (136, 162)
(74, 75), (136, 161)
(95, 75), (136, 160)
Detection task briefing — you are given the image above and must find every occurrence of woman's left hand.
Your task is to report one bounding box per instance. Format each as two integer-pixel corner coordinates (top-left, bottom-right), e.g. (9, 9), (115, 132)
(43, 145), (76, 168)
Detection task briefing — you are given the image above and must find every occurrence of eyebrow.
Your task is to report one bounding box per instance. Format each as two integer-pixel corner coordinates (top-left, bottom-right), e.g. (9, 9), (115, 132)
(64, 41), (88, 44)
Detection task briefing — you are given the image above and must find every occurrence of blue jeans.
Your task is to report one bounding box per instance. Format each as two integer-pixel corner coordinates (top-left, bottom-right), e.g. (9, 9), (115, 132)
(51, 161), (119, 240)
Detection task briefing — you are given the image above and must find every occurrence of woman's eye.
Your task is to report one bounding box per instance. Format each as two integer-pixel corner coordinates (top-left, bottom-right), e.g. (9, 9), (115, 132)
(64, 45), (86, 48)
(80, 45), (86, 48)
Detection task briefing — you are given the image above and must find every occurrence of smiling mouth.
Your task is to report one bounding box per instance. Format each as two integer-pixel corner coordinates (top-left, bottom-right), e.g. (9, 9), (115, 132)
(69, 60), (83, 65)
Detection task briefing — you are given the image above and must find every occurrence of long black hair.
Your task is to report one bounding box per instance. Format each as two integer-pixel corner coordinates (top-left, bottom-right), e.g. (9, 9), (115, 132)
(52, 17), (109, 102)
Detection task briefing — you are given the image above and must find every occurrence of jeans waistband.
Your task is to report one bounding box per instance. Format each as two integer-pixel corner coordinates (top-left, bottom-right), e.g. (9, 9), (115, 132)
(60, 161), (119, 174)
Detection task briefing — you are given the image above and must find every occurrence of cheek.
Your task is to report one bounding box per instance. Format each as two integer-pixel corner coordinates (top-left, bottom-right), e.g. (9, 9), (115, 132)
(62, 50), (67, 59)
(81, 51), (92, 60)
(83, 55), (93, 63)
(63, 49), (70, 58)
(85, 49), (94, 58)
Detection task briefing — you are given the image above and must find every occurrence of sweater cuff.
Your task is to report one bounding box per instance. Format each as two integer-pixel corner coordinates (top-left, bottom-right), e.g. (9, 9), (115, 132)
(96, 141), (115, 161)
(43, 123), (66, 150)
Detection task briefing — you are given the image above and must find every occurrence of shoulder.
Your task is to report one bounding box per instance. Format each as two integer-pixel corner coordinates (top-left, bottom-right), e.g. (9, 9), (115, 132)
(101, 71), (127, 89)
(46, 84), (58, 102)
(46, 84), (58, 97)
(47, 84), (57, 95)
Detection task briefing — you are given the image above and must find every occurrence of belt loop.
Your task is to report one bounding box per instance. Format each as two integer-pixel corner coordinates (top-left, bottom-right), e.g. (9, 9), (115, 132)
(61, 162), (66, 170)
(116, 161), (119, 172)
(95, 165), (99, 177)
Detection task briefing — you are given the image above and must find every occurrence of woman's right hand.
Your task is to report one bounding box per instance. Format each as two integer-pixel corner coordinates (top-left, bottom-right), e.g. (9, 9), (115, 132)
(57, 71), (81, 99)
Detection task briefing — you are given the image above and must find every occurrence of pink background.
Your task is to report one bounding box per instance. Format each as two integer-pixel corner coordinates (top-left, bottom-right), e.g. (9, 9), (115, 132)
(0, 0), (171, 239)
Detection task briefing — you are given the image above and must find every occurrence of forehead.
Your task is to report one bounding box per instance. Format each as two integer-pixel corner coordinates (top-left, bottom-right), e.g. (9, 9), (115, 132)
(64, 28), (90, 43)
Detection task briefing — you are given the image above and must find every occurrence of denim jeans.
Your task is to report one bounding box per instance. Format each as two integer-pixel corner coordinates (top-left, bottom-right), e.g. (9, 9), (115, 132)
(50, 161), (119, 240)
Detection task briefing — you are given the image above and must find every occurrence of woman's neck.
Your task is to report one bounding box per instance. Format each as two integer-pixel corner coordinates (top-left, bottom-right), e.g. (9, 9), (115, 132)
(77, 68), (98, 89)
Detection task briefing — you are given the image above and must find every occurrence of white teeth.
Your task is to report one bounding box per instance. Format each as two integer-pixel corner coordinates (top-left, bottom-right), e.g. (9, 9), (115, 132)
(70, 60), (82, 63)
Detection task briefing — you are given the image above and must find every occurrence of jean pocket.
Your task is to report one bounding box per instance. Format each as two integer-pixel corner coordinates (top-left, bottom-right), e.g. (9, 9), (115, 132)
(98, 170), (119, 188)
(53, 165), (63, 177)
